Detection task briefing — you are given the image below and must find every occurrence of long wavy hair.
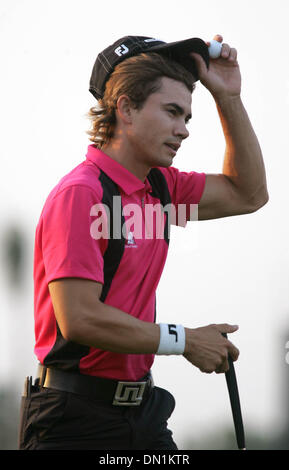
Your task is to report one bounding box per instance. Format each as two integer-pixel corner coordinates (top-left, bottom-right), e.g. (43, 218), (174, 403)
(86, 52), (195, 148)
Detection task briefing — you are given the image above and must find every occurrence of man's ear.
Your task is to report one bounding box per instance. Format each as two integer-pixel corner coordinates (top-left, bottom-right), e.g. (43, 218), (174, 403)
(116, 95), (134, 124)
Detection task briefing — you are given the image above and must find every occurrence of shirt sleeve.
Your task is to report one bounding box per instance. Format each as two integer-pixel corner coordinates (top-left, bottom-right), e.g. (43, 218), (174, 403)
(41, 184), (107, 284)
(159, 166), (206, 225)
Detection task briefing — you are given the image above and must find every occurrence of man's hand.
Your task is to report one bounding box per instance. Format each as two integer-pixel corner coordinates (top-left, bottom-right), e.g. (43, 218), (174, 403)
(190, 34), (241, 100)
(183, 323), (239, 374)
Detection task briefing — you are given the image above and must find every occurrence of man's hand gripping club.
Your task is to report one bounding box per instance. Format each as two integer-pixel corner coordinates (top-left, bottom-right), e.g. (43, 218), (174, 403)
(183, 324), (239, 374)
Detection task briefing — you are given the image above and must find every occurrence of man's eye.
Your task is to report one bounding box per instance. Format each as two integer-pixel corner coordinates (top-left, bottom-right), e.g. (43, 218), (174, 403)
(168, 109), (176, 116)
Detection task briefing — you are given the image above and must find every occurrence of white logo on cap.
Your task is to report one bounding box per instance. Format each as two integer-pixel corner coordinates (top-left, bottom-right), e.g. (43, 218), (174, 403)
(114, 44), (129, 56)
(144, 38), (162, 43)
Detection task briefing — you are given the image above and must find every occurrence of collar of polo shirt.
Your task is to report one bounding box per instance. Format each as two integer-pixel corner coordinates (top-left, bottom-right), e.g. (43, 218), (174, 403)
(86, 145), (152, 196)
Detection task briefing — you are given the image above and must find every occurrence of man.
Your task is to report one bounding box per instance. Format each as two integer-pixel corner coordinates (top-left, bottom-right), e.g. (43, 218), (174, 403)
(18, 34), (268, 450)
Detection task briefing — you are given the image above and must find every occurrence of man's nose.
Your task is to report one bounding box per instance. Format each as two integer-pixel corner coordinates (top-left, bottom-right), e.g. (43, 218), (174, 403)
(174, 121), (190, 140)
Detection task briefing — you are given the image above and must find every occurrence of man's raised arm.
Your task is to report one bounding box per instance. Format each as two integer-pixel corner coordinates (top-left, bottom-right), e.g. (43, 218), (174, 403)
(191, 35), (269, 221)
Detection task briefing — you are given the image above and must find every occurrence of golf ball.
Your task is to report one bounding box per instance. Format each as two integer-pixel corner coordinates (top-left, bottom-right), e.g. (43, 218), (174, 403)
(208, 39), (222, 59)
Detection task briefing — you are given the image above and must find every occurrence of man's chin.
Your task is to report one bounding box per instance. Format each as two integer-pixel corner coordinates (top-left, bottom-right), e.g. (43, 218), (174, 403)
(153, 155), (174, 168)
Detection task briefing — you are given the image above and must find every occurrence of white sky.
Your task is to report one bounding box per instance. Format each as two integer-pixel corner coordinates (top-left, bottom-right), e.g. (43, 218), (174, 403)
(1, 0), (289, 449)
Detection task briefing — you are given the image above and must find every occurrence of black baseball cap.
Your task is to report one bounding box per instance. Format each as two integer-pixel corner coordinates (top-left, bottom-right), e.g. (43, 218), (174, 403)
(89, 35), (210, 100)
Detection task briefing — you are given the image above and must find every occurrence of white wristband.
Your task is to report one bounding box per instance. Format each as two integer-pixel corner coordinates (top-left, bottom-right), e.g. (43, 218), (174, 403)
(156, 323), (186, 355)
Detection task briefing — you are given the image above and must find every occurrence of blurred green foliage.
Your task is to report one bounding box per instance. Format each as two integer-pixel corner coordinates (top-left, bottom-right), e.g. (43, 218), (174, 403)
(0, 387), (20, 449)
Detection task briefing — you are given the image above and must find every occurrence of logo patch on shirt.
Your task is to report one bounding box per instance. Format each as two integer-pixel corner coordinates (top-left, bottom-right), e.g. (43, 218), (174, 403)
(125, 231), (137, 248)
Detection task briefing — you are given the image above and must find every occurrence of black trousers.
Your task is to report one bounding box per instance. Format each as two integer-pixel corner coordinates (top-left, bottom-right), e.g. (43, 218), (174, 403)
(18, 384), (178, 450)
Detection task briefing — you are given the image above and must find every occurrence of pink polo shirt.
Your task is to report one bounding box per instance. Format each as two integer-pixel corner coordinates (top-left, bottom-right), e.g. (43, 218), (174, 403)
(33, 145), (206, 380)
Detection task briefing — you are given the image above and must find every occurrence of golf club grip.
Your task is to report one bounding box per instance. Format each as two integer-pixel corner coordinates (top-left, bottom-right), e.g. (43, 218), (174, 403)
(222, 333), (246, 450)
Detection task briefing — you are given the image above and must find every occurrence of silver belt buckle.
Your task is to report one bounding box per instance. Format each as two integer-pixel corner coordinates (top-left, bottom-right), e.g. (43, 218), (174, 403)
(112, 381), (147, 406)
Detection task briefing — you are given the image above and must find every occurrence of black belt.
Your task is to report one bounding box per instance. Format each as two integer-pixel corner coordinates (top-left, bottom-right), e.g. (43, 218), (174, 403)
(33, 365), (154, 406)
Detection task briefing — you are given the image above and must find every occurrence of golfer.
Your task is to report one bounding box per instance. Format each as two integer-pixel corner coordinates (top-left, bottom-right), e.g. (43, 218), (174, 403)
(18, 34), (268, 450)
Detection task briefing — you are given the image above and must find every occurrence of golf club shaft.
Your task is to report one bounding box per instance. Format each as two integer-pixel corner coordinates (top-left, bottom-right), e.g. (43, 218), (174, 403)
(222, 333), (246, 450)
